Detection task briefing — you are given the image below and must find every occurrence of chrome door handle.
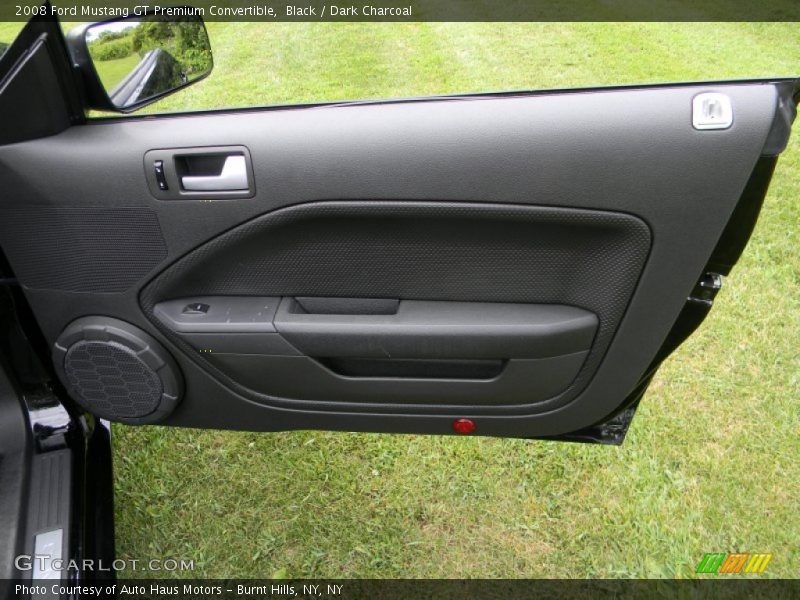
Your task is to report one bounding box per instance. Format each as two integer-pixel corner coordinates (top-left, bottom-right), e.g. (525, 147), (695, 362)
(181, 155), (248, 191)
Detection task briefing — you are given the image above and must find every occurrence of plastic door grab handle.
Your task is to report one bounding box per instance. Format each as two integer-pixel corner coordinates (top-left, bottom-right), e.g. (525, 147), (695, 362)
(181, 155), (248, 191)
(273, 299), (599, 360)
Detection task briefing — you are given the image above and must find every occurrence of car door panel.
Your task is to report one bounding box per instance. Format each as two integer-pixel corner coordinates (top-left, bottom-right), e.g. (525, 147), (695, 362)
(0, 74), (794, 439)
(138, 200), (647, 413)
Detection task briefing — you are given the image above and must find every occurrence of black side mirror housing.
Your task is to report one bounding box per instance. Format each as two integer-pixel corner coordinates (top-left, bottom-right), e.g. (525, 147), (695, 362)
(65, 9), (212, 113)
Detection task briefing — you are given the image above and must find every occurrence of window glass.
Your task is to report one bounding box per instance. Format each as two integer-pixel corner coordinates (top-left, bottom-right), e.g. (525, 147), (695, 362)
(64, 22), (800, 116)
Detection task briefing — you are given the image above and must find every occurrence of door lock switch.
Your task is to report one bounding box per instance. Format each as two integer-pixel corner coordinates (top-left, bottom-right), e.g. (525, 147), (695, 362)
(154, 160), (168, 190)
(182, 302), (210, 315)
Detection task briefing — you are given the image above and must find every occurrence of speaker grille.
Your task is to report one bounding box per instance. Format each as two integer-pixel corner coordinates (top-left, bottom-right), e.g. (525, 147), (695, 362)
(54, 317), (182, 424)
(64, 341), (163, 420)
(0, 207), (167, 292)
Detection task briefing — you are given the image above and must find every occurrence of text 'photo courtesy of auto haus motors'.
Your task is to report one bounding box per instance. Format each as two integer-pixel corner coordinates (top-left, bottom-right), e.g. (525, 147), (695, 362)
(18, 583), (293, 598)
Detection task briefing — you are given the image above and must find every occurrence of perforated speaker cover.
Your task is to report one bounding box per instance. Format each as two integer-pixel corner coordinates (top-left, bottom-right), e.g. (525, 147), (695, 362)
(0, 207), (167, 292)
(53, 317), (182, 424)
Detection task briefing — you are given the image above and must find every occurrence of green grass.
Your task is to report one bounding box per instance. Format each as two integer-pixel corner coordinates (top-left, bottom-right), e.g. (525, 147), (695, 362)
(141, 22), (800, 113)
(0, 21), (24, 52)
(93, 53), (141, 92)
(109, 23), (800, 578)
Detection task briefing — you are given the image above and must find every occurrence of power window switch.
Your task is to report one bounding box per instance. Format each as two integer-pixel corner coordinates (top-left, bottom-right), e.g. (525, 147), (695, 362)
(182, 302), (210, 315)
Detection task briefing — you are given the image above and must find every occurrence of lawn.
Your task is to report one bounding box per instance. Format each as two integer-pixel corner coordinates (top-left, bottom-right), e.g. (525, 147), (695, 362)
(99, 23), (800, 578)
(0, 22), (23, 50)
(93, 53), (141, 92)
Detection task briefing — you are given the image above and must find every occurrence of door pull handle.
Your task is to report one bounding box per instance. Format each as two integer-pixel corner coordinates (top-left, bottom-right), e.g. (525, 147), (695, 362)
(181, 155), (249, 191)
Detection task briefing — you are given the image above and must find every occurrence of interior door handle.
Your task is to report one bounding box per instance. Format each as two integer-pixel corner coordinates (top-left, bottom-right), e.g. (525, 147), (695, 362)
(181, 155), (249, 191)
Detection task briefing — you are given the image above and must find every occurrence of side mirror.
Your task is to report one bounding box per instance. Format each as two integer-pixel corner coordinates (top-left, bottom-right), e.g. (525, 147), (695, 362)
(66, 11), (212, 113)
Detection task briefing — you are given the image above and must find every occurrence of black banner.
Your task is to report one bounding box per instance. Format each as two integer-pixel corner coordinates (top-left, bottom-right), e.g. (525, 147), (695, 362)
(6, 579), (800, 599)
(4, 0), (800, 22)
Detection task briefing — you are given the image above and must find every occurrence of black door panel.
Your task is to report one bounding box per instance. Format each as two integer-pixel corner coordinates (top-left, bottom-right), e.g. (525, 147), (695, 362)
(138, 200), (648, 414)
(153, 295), (597, 406)
(0, 79), (792, 439)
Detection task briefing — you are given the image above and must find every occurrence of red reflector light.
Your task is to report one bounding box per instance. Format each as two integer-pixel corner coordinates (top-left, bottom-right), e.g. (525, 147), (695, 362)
(452, 418), (476, 434)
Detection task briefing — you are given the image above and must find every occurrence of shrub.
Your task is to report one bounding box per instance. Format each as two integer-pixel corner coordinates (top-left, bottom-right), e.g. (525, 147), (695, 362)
(90, 36), (133, 62)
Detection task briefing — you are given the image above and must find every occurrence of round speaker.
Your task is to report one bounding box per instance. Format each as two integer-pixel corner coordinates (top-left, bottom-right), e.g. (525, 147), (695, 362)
(53, 317), (182, 424)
